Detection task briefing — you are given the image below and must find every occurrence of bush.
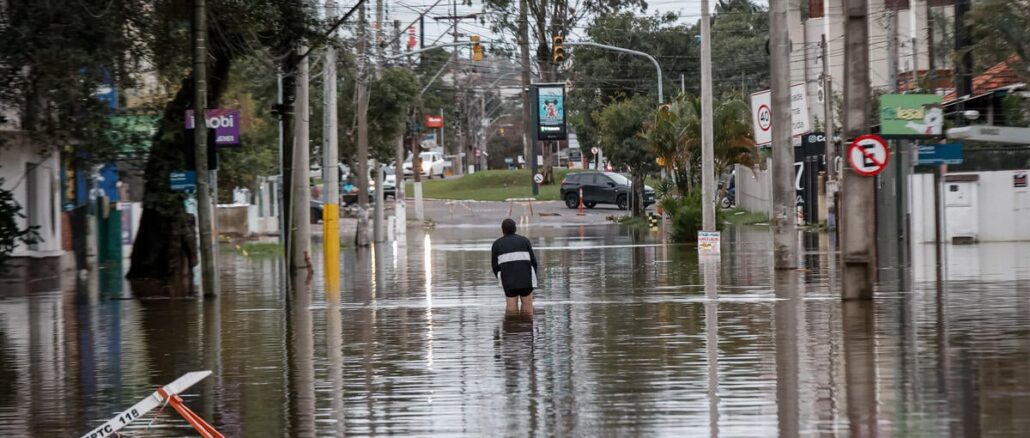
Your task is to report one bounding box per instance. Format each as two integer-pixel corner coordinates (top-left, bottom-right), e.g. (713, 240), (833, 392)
(660, 190), (724, 242)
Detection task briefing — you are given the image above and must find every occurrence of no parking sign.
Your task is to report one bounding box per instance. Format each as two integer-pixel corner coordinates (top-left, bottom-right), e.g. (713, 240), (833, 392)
(846, 134), (890, 177)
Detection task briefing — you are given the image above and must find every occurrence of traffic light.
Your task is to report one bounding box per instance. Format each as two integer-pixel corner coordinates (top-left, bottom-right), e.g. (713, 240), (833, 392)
(471, 35), (483, 62)
(552, 35), (565, 63)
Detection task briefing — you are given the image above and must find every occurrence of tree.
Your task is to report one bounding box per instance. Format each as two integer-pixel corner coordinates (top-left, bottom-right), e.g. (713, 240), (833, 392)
(0, 176), (38, 271)
(594, 94), (656, 217)
(128, 1), (322, 283)
(0, 0), (151, 164)
(968, 0), (1030, 83)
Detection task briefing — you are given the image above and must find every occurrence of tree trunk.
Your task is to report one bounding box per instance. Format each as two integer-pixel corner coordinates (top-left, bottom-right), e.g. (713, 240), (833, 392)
(631, 173), (646, 218)
(126, 49), (233, 282)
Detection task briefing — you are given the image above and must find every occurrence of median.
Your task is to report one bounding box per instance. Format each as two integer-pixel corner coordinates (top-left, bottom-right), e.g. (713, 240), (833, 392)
(404, 169), (572, 201)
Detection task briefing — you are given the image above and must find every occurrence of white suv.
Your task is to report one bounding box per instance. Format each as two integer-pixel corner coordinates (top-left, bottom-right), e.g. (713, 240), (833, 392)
(403, 152), (446, 179)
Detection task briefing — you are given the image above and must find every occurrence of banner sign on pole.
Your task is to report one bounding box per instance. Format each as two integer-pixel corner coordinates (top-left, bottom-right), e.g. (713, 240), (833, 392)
(185, 109), (241, 146)
(880, 94), (943, 137)
(534, 83), (567, 141)
(170, 171), (197, 192)
(750, 83), (811, 146)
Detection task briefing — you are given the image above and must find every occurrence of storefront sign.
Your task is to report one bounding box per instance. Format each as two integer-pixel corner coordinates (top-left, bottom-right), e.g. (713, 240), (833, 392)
(185, 109), (241, 146)
(880, 94), (943, 137)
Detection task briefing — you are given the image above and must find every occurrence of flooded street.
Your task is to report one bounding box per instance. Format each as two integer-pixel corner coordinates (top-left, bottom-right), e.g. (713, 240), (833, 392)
(2, 224), (1030, 436)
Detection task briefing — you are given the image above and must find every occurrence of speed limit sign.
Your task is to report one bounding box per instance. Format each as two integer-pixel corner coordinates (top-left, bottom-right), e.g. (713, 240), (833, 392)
(847, 134), (890, 177)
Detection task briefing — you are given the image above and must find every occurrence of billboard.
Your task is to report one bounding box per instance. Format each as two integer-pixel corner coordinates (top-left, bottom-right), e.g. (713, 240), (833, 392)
(185, 109), (241, 146)
(535, 84), (567, 141)
(880, 94), (943, 137)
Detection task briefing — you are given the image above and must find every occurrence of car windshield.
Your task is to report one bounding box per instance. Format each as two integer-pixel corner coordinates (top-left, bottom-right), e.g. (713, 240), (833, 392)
(605, 172), (630, 186)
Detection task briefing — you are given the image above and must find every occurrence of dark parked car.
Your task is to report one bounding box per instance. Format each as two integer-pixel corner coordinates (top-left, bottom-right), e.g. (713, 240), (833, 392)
(310, 199), (323, 223)
(560, 171), (655, 210)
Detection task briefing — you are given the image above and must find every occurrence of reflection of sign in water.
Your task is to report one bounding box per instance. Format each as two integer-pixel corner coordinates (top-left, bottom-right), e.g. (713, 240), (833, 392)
(536, 85), (567, 140)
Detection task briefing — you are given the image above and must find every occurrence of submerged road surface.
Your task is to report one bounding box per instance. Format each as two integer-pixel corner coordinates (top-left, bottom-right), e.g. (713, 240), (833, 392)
(1, 224), (1029, 436)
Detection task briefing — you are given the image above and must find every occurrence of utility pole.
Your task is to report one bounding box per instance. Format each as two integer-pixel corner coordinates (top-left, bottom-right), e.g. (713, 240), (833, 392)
(479, 93), (487, 170)
(323, 0), (340, 278)
(292, 1), (312, 270)
(770, 0), (797, 269)
(699, 0), (716, 232)
(841, 0), (874, 300)
(822, 35), (837, 231)
(412, 110), (425, 222)
(518, 0), (532, 176)
(356, 3), (371, 247)
(193, 0), (217, 295)
(394, 135), (406, 237)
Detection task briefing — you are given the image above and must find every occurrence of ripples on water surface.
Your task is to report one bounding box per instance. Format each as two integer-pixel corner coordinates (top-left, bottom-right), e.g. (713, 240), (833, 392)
(1, 225), (1028, 436)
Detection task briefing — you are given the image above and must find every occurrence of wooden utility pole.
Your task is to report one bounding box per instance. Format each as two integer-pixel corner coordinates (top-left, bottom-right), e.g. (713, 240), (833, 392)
(699, 0), (716, 232)
(323, 0), (340, 280)
(193, 0), (217, 295)
(770, 0), (798, 269)
(841, 0), (874, 300)
(356, 4), (371, 246)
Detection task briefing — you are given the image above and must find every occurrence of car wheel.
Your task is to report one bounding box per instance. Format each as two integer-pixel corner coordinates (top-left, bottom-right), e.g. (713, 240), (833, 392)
(564, 193), (579, 209)
(616, 195), (628, 210)
(585, 202), (597, 209)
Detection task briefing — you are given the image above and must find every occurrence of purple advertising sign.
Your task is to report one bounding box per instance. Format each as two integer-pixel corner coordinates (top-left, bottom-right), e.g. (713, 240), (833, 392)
(185, 109), (241, 146)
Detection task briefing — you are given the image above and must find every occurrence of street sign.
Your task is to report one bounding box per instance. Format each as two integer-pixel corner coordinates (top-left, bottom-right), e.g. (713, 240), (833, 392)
(917, 143), (964, 165)
(750, 83), (811, 146)
(533, 173), (544, 184)
(425, 115), (443, 128)
(847, 134), (890, 177)
(170, 171), (196, 192)
(591, 146), (599, 155)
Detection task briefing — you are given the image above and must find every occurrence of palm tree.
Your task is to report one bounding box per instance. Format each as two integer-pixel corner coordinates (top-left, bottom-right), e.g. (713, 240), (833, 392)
(669, 93), (758, 188)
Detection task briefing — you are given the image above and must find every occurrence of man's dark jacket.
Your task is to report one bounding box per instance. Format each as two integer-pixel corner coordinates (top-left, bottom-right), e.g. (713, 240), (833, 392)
(491, 234), (538, 291)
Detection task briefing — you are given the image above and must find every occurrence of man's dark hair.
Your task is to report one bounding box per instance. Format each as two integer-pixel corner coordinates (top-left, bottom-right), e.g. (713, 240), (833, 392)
(501, 218), (517, 235)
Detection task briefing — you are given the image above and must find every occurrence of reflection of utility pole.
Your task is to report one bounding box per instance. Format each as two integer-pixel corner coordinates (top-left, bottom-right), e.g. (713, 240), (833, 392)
(841, 0), (874, 300)
(822, 35), (837, 232)
(770, 0), (797, 269)
(193, 0), (217, 295)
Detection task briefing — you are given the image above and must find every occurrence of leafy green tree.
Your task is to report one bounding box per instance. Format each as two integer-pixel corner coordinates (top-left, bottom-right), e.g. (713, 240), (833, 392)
(968, 0), (1029, 83)
(594, 94), (656, 217)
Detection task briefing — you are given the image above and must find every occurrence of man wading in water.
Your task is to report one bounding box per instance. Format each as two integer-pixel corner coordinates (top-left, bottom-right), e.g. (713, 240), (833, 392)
(491, 219), (539, 314)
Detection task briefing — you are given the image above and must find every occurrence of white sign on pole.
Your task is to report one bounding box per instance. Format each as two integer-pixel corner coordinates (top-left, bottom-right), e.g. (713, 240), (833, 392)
(81, 371), (212, 438)
(750, 83), (811, 146)
(698, 231), (721, 254)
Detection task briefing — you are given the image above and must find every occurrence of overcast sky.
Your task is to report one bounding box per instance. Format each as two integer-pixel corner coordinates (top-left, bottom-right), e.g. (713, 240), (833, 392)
(380, 0), (760, 49)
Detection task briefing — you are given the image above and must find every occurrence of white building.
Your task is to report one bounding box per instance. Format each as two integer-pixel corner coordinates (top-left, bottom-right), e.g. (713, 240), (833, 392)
(0, 126), (66, 268)
(788, 0), (953, 127)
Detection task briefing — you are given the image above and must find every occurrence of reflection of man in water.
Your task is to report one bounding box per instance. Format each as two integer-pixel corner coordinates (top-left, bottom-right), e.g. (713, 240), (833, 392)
(491, 219), (539, 315)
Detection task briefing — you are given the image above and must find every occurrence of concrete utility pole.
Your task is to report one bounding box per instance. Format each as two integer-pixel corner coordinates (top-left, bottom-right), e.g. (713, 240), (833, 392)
(394, 136), (406, 237)
(821, 35), (837, 230)
(770, 0), (797, 269)
(412, 111), (425, 222)
(323, 0), (340, 279)
(374, 161), (385, 242)
(356, 4), (371, 246)
(292, 11), (312, 270)
(699, 0), (716, 232)
(193, 0), (217, 295)
(841, 0), (875, 300)
(518, 0), (532, 174)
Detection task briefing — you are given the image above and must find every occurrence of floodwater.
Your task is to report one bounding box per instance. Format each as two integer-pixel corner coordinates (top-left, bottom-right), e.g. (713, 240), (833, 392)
(1, 224), (1029, 437)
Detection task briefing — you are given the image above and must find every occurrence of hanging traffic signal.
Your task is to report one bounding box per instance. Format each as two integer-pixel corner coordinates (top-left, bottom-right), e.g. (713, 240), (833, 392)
(552, 35), (565, 63)
(471, 35), (483, 62)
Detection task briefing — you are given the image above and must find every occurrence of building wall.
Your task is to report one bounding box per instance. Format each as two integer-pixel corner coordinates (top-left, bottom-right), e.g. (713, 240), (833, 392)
(0, 134), (65, 257)
(736, 160), (774, 218)
(908, 170), (1030, 244)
